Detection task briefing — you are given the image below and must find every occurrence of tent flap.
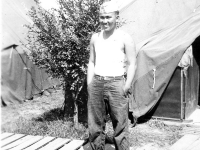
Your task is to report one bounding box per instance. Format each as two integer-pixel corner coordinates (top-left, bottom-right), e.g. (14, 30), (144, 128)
(1, 46), (60, 106)
(130, 10), (200, 118)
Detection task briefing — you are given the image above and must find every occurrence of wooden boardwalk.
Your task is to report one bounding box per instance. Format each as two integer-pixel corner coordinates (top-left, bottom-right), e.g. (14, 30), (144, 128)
(1, 133), (84, 150)
(1, 132), (200, 150)
(170, 134), (200, 150)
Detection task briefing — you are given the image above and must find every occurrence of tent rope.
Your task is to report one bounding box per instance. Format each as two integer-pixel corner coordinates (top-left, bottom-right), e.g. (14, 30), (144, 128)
(152, 68), (156, 89)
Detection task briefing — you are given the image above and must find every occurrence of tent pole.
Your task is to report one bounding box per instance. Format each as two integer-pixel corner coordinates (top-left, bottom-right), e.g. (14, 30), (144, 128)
(181, 68), (186, 120)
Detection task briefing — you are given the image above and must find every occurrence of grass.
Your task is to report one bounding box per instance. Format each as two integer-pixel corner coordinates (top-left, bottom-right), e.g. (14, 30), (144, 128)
(2, 107), (88, 140)
(1, 111), (183, 149)
(129, 119), (183, 148)
(1, 89), (184, 149)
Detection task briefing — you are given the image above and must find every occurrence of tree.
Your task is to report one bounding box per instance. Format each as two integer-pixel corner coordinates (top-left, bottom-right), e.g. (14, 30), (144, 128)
(24, 0), (125, 127)
(24, 0), (103, 127)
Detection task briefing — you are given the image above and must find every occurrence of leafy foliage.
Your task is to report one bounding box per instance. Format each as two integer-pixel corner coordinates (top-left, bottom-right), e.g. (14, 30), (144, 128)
(24, 0), (104, 122)
(25, 0), (102, 84)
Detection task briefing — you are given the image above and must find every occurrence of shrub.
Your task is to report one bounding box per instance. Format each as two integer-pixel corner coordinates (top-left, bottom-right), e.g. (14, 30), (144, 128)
(24, 0), (103, 126)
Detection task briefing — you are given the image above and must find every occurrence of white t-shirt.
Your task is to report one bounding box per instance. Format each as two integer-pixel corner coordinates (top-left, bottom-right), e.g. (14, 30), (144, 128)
(94, 30), (126, 76)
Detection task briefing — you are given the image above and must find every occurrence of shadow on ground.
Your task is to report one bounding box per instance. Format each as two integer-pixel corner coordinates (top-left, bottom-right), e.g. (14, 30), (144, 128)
(33, 106), (88, 125)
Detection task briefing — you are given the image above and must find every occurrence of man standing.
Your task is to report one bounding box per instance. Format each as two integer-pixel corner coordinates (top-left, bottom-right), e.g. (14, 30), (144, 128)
(87, 1), (137, 150)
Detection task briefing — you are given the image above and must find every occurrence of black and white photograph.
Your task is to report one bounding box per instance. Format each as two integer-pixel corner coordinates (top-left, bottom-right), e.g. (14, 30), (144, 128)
(1, 0), (200, 149)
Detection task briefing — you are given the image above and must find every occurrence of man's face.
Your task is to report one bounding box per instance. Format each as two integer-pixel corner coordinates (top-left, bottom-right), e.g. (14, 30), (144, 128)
(99, 12), (117, 32)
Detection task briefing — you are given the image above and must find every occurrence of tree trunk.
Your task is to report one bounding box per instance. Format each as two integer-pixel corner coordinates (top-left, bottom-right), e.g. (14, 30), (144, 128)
(64, 77), (85, 127)
(73, 79), (85, 128)
(74, 101), (78, 128)
(64, 81), (74, 119)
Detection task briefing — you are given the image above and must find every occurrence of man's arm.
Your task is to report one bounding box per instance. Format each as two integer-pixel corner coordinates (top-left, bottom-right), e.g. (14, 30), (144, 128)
(123, 33), (137, 95)
(87, 34), (96, 85)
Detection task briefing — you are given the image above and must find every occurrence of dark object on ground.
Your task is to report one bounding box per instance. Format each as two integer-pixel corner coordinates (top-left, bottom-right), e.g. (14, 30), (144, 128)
(82, 134), (115, 149)
(83, 143), (115, 150)
(129, 112), (137, 127)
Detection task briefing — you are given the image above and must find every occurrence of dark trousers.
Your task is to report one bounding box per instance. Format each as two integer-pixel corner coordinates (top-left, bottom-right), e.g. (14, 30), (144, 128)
(87, 76), (129, 150)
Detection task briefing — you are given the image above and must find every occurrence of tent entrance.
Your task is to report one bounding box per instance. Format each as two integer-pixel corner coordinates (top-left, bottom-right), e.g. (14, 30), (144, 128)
(193, 36), (200, 106)
(145, 36), (200, 121)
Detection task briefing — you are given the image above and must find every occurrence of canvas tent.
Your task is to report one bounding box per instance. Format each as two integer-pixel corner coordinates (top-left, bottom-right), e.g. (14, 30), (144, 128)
(118, 0), (200, 118)
(1, 0), (60, 105)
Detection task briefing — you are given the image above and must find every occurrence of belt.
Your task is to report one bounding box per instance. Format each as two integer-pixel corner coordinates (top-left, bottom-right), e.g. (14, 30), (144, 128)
(94, 74), (124, 81)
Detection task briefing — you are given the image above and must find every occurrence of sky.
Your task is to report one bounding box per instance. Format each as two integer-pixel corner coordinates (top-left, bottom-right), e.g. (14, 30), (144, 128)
(39, 0), (59, 10)
(39, 0), (133, 10)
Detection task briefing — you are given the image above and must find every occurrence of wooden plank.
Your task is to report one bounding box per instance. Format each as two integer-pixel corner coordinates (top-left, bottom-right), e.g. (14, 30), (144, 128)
(1, 135), (35, 150)
(1, 133), (14, 140)
(9, 135), (43, 150)
(59, 140), (84, 150)
(23, 136), (56, 150)
(1, 134), (25, 147)
(186, 136), (200, 150)
(189, 143), (200, 150)
(170, 134), (200, 150)
(39, 138), (71, 150)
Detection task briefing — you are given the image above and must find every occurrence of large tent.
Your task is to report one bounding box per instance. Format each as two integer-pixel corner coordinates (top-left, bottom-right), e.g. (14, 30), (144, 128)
(118, 0), (200, 118)
(1, 0), (60, 105)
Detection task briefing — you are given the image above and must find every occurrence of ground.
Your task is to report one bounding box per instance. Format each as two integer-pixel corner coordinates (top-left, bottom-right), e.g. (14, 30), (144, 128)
(1, 90), (64, 128)
(1, 89), (189, 150)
